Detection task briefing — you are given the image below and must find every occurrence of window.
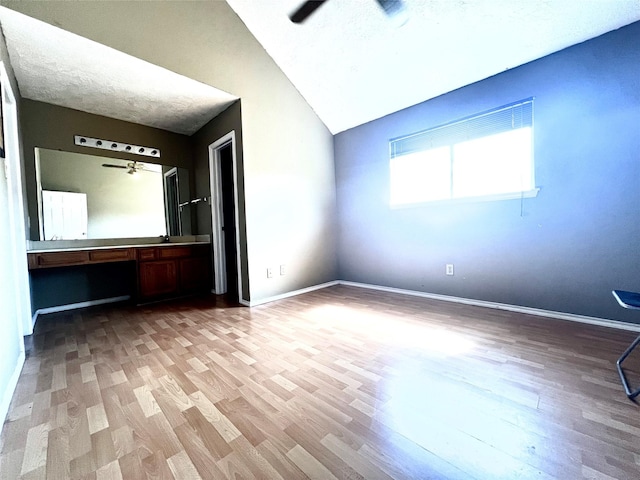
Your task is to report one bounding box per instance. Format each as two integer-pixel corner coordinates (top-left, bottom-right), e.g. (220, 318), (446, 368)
(390, 99), (536, 206)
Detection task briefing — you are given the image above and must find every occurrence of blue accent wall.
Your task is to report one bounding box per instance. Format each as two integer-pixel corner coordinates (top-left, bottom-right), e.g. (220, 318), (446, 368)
(335, 22), (640, 324)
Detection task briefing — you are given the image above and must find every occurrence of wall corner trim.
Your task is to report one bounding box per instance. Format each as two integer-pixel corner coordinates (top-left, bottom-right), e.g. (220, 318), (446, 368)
(338, 281), (640, 332)
(0, 350), (25, 428)
(244, 281), (340, 307)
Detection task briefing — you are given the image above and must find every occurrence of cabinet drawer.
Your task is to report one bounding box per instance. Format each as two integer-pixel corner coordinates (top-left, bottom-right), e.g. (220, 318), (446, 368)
(158, 246), (192, 259)
(137, 248), (157, 261)
(34, 251), (89, 268)
(89, 248), (134, 262)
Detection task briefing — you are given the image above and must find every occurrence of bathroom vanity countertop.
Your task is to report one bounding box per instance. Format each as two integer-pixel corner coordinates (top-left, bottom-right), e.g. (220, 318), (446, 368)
(27, 235), (210, 253)
(27, 241), (209, 254)
(27, 239), (212, 271)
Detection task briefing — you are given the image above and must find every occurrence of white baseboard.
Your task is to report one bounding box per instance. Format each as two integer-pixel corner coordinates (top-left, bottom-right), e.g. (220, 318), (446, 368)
(245, 281), (339, 307)
(32, 295), (131, 325)
(338, 281), (640, 333)
(28, 283), (640, 334)
(0, 350), (25, 428)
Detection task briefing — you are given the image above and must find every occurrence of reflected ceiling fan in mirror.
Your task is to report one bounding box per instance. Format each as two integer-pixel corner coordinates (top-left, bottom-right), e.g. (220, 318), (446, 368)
(289, 0), (407, 24)
(101, 160), (153, 175)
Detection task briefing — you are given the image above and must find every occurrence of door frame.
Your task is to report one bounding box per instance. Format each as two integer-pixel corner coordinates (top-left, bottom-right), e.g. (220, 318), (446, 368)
(163, 166), (181, 236)
(208, 131), (243, 300)
(1, 61), (32, 336)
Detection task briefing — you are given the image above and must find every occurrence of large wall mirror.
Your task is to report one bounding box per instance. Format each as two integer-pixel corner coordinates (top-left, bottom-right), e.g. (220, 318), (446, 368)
(35, 148), (192, 240)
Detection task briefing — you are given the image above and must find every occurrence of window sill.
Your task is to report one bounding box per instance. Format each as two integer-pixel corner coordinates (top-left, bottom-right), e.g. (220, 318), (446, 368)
(390, 188), (540, 209)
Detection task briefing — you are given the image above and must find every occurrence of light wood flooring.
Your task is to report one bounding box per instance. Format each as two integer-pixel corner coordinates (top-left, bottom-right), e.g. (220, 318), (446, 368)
(1, 285), (640, 479)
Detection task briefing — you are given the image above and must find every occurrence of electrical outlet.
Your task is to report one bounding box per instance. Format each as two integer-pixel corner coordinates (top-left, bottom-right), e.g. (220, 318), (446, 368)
(280, 264), (286, 276)
(446, 264), (454, 276)
(267, 267), (273, 278)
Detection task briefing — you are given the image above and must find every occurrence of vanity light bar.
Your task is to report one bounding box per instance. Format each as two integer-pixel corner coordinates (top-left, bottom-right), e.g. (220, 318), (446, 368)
(74, 135), (161, 158)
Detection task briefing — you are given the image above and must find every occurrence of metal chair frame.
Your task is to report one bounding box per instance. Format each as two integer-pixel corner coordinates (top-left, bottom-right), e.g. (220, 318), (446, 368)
(612, 290), (640, 400)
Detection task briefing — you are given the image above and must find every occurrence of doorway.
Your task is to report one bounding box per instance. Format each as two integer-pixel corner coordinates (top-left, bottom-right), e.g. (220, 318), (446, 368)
(1, 62), (30, 335)
(163, 167), (180, 236)
(209, 131), (242, 302)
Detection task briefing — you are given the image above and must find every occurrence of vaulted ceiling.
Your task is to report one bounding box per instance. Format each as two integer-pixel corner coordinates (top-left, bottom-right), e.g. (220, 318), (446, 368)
(0, 1), (638, 135)
(228, 0), (640, 133)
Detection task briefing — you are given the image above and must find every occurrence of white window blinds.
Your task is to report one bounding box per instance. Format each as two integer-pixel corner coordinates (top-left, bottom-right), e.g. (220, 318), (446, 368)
(390, 99), (534, 159)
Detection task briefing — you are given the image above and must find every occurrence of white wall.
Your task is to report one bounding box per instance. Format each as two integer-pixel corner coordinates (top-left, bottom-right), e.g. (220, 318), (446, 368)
(0, 59), (28, 426)
(0, 157), (25, 426)
(5, 1), (338, 302)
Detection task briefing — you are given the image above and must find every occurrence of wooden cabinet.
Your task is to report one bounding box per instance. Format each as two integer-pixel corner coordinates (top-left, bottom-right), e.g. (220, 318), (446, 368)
(137, 245), (211, 301)
(138, 260), (178, 297)
(179, 256), (211, 292)
(27, 243), (211, 305)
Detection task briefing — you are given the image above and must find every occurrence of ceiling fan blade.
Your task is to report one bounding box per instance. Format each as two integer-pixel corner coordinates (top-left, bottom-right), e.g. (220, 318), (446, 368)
(133, 166), (159, 174)
(102, 163), (127, 169)
(289, 0), (328, 23)
(375, 0), (407, 19)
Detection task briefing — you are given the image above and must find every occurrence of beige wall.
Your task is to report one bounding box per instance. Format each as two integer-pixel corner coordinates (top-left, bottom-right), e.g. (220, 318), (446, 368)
(6, 1), (337, 302)
(191, 101), (250, 301)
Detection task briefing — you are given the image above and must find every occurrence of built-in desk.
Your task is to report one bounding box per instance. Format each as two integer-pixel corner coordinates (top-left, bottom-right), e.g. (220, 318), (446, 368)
(28, 246), (136, 269)
(28, 242), (212, 306)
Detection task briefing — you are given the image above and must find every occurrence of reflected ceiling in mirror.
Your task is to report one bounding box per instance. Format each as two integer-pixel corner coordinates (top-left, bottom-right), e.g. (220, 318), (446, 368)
(35, 148), (190, 240)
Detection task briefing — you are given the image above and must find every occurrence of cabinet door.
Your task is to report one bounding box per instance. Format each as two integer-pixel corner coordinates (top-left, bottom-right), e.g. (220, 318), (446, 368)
(179, 256), (211, 292)
(139, 260), (178, 298)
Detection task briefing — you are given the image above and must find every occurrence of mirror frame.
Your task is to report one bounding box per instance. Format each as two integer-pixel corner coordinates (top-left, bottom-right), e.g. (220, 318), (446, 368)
(34, 148), (192, 241)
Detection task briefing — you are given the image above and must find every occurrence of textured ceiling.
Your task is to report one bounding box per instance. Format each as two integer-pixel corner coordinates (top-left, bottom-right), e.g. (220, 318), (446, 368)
(0, 2), (638, 137)
(0, 7), (238, 136)
(227, 0), (640, 133)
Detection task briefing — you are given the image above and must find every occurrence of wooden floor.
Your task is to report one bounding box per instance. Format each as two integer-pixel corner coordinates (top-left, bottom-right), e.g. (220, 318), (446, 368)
(1, 285), (640, 480)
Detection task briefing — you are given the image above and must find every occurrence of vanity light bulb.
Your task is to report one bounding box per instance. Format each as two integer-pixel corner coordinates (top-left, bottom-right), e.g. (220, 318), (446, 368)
(74, 136), (158, 158)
